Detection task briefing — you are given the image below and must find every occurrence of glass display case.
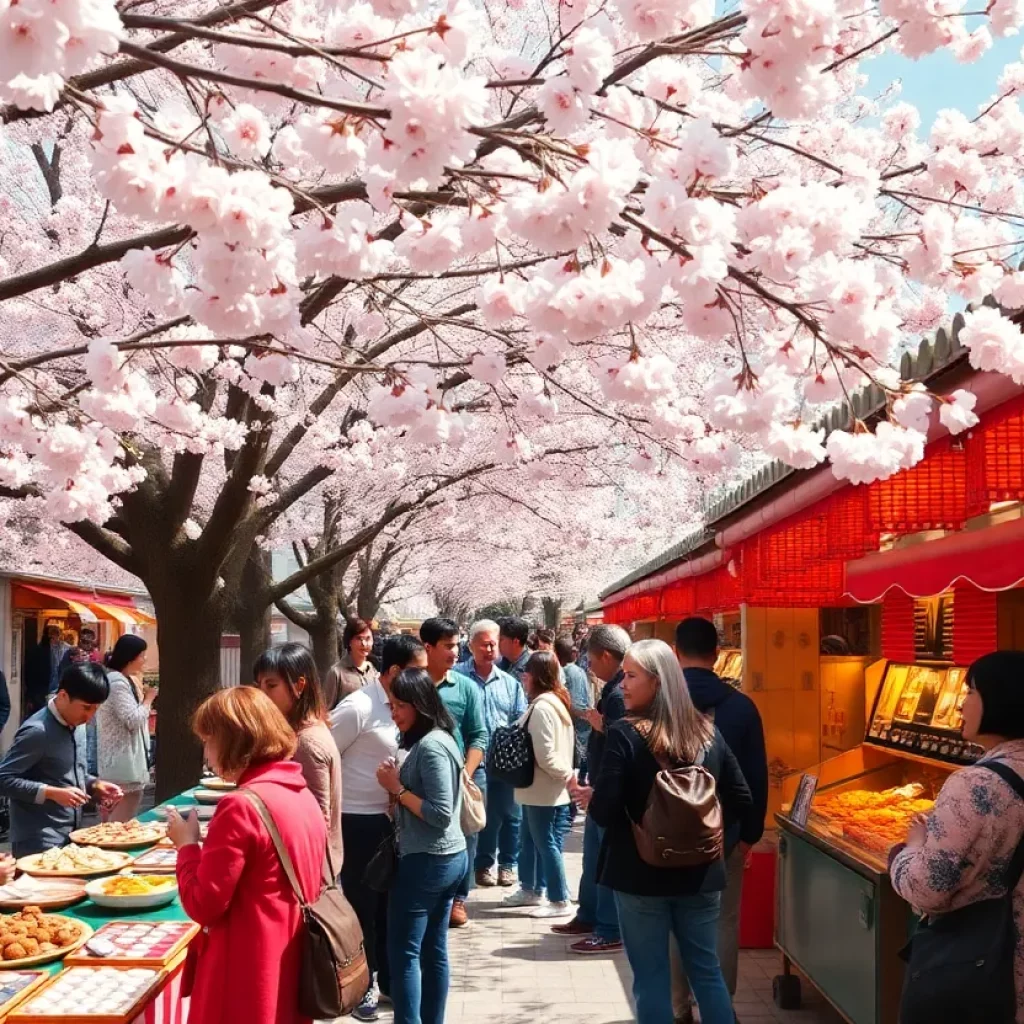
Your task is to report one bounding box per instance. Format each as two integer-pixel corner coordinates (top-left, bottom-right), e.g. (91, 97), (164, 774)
(714, 648), (743, 689)
(773, 659), (981, 1024)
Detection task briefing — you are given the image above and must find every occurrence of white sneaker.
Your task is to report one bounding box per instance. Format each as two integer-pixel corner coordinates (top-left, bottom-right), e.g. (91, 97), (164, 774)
(502, 889), (545, 908)
(531, 900), (574, 918)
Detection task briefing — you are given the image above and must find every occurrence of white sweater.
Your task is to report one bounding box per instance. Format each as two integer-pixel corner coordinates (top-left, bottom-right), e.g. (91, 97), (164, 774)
(514, 692), (574, 807)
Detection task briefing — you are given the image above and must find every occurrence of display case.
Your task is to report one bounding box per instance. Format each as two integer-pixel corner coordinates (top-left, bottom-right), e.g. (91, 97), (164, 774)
(772, 660), (979, 1024)
(714, 648), (743, 689)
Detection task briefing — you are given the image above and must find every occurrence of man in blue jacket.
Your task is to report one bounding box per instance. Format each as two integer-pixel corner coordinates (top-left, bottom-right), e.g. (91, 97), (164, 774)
(0, 663), (123, 857)
(673, 617), (767, 1023)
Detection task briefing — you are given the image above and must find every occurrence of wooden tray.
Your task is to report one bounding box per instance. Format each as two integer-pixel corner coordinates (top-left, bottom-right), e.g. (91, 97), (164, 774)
(65, 921), (199, 969)
(68, 830), (164, 851)
(16, 855), (134, 879)
(0, 920), (93, 969)
(7, 965), (166, 1023)
(198, 778), (235, 792)
(0, 971), (49, 1018)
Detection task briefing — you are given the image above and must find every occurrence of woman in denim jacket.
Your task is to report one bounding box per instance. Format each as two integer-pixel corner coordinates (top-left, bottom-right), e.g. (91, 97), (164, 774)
(376, 669), (466, 1024)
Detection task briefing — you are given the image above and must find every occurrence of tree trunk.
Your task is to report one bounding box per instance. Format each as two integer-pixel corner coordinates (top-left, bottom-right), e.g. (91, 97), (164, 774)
(237, 605), (270, 687)
(150, 593), (226, 800)
(307, 606), (339, 682)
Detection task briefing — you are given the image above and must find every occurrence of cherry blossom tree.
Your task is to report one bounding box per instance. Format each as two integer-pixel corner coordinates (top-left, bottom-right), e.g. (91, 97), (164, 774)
(5, 0), (1024, 787)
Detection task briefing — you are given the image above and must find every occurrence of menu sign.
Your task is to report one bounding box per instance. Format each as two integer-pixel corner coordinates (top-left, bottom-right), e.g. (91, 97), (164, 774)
(867, 663), (981, 764)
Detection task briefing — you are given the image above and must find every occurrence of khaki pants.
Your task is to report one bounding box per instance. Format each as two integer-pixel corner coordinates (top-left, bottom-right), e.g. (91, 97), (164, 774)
(671, 848), (745, 1019)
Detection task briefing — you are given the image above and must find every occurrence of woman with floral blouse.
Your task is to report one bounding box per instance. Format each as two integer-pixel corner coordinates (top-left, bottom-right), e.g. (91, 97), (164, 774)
(890, 651), (1024, 1023)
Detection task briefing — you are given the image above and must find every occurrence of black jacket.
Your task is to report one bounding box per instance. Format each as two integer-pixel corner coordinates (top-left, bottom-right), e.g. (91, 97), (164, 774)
(586, 670), (625, 783)
(589, 718), (753, 896)
(683, 667), (768, 847)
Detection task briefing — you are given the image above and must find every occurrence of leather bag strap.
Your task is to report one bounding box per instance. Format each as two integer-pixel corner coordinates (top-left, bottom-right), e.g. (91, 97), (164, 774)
(978, 760), (1024, 891)
(243, 789), (309, 910)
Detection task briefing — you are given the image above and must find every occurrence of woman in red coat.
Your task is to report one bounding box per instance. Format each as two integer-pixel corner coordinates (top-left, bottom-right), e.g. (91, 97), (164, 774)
(166, 687), (328, 1024)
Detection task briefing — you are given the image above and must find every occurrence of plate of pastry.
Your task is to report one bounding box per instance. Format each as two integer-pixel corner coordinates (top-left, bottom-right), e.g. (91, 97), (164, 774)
(0, 877), (88, 912)
(198, 777), (235, 792)
(69, 822), (165, 850)
(17, 847), (134, 879)
(0, 909), (92, 968)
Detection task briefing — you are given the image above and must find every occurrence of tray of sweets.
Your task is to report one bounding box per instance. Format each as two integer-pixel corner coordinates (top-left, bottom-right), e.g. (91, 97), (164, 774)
(0, 971), (49, 1017)
(124, 848), (176, 874)
(8, 966), (163, 1022)
(65, 921), (198, 969)
(68, 823), (165, 851)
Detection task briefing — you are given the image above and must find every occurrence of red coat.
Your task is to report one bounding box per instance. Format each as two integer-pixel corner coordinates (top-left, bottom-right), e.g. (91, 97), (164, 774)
(177, 759), (327, 1024)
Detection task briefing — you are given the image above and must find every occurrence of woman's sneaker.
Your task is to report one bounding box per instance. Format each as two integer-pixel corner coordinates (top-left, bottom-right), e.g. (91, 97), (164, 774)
(353, 979), (380, 1021)
(531, 900), (573, 918)
(502, 889), (545, 908)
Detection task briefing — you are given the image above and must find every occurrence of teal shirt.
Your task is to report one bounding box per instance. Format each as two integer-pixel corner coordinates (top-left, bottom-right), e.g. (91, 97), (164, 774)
(437, 671), (488, 757)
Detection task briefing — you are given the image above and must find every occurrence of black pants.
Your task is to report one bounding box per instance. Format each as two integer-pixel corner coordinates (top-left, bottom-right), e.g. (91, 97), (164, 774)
(341, 812), (393, 994)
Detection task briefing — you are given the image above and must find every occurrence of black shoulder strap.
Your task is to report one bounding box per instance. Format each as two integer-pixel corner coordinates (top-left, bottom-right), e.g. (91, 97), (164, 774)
(978, 761), (1024, 891)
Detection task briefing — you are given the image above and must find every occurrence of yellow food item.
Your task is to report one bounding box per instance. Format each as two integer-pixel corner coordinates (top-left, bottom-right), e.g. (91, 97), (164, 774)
(101, 875), (174, 897)
(26, 844), (127, 873)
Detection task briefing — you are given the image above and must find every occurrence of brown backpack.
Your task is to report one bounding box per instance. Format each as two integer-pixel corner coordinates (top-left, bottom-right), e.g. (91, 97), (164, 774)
(244, 791), (370, 1018)
(630, 732), (724, 869)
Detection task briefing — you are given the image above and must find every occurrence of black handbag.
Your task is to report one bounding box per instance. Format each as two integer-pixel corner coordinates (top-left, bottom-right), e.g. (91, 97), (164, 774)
(487, 705), (537, 788)
(898, 760), (1024, 1024)
(363, 823), (398, 893)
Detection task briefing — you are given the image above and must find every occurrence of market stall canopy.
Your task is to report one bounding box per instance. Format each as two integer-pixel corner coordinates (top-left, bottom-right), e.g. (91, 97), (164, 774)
(845, 516), (1024, 602)
(13, 582), (155, 626)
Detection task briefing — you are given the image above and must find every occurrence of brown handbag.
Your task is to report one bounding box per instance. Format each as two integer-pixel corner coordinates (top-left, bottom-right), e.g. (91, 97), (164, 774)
(630, 735), (724, 869)
(244, 791), (370, 1018)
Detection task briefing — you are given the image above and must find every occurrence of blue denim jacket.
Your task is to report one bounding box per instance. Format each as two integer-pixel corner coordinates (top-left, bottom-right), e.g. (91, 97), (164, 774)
(397, 730), (467, 857)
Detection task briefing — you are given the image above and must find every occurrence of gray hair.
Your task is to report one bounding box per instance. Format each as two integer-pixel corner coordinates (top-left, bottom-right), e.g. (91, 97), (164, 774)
(469, 619), (500, 641)
(587, 624), (631, 661)
(627, 638), (713, 763)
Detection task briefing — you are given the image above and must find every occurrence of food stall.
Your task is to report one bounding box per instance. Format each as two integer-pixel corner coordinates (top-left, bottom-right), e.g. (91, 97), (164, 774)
(773, 659), (981, 1024)
(0, 789), (214, 1023)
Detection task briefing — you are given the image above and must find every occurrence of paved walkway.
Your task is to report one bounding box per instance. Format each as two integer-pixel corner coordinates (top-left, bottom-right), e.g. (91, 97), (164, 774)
(378, 818), (843, 1024)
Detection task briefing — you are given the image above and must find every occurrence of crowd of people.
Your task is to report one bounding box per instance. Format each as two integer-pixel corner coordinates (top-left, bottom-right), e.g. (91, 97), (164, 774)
(1, 613), (1023, 1024)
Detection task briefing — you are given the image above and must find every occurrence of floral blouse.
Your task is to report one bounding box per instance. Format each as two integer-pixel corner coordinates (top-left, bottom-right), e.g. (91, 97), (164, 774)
(890, 739), (1024, 1023)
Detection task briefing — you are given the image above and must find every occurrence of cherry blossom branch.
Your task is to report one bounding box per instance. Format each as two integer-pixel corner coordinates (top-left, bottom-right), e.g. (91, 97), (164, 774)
(1, 0), (285, 125)
(116, 41), (390, 118)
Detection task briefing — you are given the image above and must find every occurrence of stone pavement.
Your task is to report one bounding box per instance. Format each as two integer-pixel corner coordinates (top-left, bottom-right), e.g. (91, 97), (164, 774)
(375, 817), (843, 1024)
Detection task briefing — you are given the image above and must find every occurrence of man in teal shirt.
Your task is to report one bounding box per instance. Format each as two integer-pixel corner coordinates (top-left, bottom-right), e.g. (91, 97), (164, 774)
(420, 617), (487, 928)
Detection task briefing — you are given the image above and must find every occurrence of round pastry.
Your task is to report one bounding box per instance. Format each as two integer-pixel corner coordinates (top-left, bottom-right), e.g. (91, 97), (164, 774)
(3, 942), (27, 960)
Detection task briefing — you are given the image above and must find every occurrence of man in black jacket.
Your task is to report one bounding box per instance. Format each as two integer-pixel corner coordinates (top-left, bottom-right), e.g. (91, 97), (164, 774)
(553, 623), (632, 954)
(672, 617), (768, 1023)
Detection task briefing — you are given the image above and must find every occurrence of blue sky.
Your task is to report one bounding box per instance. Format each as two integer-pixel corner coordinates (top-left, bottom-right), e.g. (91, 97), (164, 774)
(863, 33), (1021, 131)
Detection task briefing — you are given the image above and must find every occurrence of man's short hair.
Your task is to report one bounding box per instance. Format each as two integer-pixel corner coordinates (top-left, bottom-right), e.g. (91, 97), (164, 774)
(587, 624), (631, 661)
(675, 617), (719, 659)
(382, 635), (426, 674)
(499, 616), (531, 646)
(58, 662), (110, 704)
(469, 619), (500, 641)
(420, 617), (459, 646)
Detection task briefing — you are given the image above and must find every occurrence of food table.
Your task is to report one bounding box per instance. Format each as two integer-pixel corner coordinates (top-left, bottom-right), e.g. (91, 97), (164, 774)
(0, 788), (209, 1023)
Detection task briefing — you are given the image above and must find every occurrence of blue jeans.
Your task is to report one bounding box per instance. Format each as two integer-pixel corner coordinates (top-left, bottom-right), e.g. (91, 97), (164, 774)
(518, 805), (569, 903)
(475, 774), (521, 871)
(578, 814), (620, 941)
(615, 890), (733, 1024)
(456, 765), (485, 900)
(388, 850), (468, 1024)
(535, 805), (571, 893)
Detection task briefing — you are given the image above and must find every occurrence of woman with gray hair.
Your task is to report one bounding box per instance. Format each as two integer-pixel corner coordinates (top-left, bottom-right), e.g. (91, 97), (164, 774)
(574, 639), (754, 1024)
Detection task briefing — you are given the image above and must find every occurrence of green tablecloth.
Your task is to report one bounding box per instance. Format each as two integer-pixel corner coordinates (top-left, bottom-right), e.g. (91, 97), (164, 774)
(38, 789), (198, 975)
